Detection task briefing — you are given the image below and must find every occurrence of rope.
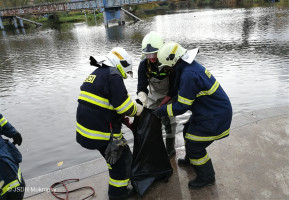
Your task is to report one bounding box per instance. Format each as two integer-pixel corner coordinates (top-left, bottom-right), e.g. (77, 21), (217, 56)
(50, 179), (95, 200)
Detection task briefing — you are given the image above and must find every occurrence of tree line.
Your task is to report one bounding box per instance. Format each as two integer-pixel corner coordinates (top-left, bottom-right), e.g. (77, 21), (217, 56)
(0, 0), (70, 8)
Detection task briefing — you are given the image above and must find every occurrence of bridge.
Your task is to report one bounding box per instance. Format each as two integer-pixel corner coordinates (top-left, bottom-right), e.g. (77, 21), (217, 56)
(0, 0), (165, 29)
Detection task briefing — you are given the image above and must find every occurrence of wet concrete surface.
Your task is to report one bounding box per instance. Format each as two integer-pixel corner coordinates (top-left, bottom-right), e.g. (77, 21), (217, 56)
(25, 106), (289, 200)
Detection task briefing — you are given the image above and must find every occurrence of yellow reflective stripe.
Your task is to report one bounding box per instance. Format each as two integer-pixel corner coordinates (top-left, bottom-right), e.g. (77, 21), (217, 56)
(1, 180), (20, 196)
(197, 81), (219, 97)
(78, 91), (114, 110)
(171, 44), (178, 54)
(0, 117), (8, 127)
(178, 95), (194, 106)
(205, 69), (211, 78)
(18, 168), (22, 183)
(115, 96), (134, 115)
(76, 122), (110, 140)
(190, 153), (210, 166)
(109, 177), (130, 187)
(112, 51), (124, 60)
(215, 129), (230, 140)
(185, 129), (230, 142)
(167, 104), (173, 117)
(151, 72), (167, 76)
(107, 163), (112, 170)
(113, 133), (122, 139)
(131, 103), (137, 116)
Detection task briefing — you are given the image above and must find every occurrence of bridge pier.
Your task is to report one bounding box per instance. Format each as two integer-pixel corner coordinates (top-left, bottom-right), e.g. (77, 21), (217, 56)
(18, 18), (24, 28)
(12, 17), (18, 29)
(103, 7), (124, 27)
(0, 17), (4, 30)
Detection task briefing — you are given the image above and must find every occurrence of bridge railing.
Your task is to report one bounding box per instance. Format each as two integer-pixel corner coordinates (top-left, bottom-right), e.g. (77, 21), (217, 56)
(0, 0), (166, 17)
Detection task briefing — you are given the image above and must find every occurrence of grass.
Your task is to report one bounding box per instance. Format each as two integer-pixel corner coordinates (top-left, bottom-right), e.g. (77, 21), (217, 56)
(33, 12), (103, 24)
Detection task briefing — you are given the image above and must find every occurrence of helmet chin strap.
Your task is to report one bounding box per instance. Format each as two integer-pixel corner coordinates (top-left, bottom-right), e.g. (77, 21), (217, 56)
(116, 64), (127, 79)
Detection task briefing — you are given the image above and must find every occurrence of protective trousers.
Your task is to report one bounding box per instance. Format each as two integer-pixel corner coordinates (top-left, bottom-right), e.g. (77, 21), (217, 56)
(99, 144), (133, 197)
(0, 160), (25, 200)
(183, 123), (215, 181)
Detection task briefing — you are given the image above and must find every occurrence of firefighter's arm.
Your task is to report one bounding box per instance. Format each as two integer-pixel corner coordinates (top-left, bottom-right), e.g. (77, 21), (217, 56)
(109, 74), (143, 117)
(0, 114), (22, 146)
(137, 61), (149, 95)
(153, 71), (200, 117)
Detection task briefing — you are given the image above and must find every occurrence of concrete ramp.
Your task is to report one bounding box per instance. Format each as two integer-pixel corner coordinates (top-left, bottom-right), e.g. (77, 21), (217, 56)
(24, 106), (289, 200)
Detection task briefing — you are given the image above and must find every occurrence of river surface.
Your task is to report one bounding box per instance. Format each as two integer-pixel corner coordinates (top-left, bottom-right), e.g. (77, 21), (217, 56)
(0, 6), (288, 179)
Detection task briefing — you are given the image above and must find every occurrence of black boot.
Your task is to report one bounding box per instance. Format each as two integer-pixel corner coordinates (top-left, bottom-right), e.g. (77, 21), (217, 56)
(166, 137), (176, 158)
(109, 186), (136, 200)
(177, 156), (190, 165)
(188, 176), (215, 189)
(189, 159), (215, 189)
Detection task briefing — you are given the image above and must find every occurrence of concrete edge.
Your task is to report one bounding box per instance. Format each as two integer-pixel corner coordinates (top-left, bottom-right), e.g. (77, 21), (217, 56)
(24, 141), (135, 198)
(24, 157), (107, 197)
(23, 105), (289, 198)
(230, 105), (289, 130)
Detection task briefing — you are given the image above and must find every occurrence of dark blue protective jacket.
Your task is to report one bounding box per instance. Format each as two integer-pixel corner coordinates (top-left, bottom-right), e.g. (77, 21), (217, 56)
(158, 60), (233, 141)
(76, 65), (137, 150)
(0, 114), (22, 175)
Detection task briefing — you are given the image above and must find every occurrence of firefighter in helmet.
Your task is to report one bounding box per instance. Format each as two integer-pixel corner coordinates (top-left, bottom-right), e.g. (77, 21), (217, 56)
(153, 42), (232, 189)
(76, 47), (143, 199)
(137, 31), (177, 158)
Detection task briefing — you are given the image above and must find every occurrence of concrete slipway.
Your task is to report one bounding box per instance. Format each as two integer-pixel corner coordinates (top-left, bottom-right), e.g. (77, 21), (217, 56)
(24, 105), (289, 200)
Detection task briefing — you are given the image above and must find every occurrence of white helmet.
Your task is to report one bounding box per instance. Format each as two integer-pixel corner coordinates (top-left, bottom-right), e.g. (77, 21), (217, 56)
(103, 47), (133, 79)
(142, 31), (164, 54)
(157, 42), (187, 67)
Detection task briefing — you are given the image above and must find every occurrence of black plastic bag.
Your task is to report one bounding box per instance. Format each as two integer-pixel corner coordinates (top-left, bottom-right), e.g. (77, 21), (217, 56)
(131, 108), (173, 196)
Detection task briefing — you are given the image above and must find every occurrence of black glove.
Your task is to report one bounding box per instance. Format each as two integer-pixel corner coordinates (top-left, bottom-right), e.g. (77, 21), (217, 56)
(12, 132), (22, 146)
(152, 108), (162, 118)
(135, 99), (143, 106)
(105, 137), (127, 165)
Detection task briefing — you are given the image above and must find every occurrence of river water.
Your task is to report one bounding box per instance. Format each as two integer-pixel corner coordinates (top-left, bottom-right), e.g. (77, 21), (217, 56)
(0, 6), (288, 179)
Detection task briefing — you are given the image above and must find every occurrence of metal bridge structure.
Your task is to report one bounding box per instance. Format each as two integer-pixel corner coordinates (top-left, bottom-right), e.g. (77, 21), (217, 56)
(0, 0), (165, 29)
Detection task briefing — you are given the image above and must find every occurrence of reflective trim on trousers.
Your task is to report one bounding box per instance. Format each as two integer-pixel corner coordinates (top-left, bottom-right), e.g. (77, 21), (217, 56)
(1, 169), (22, 196)
(109, 177), (130, 187)
(185, 129), (230, 142)
(189, 153), (210, 166)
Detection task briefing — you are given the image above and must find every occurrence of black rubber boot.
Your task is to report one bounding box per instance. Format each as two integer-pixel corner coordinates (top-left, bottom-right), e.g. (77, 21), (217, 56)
(166, 137), (176, 158)
(188, 159), (215, 189)
(109, 186), (136, 200)
(188, 176), (215, 189)
(177, 156), (190, 165)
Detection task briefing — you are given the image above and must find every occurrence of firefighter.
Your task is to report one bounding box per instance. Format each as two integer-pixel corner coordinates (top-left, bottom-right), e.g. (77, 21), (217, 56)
(0, 113), (25, 200)
(153, 42), (233, 189)
(76, 47), (143, 200)
(137, 31), (177, 158)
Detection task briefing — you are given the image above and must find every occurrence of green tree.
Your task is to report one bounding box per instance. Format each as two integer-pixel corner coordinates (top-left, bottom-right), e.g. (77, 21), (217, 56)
(0, 0), (30, 7)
